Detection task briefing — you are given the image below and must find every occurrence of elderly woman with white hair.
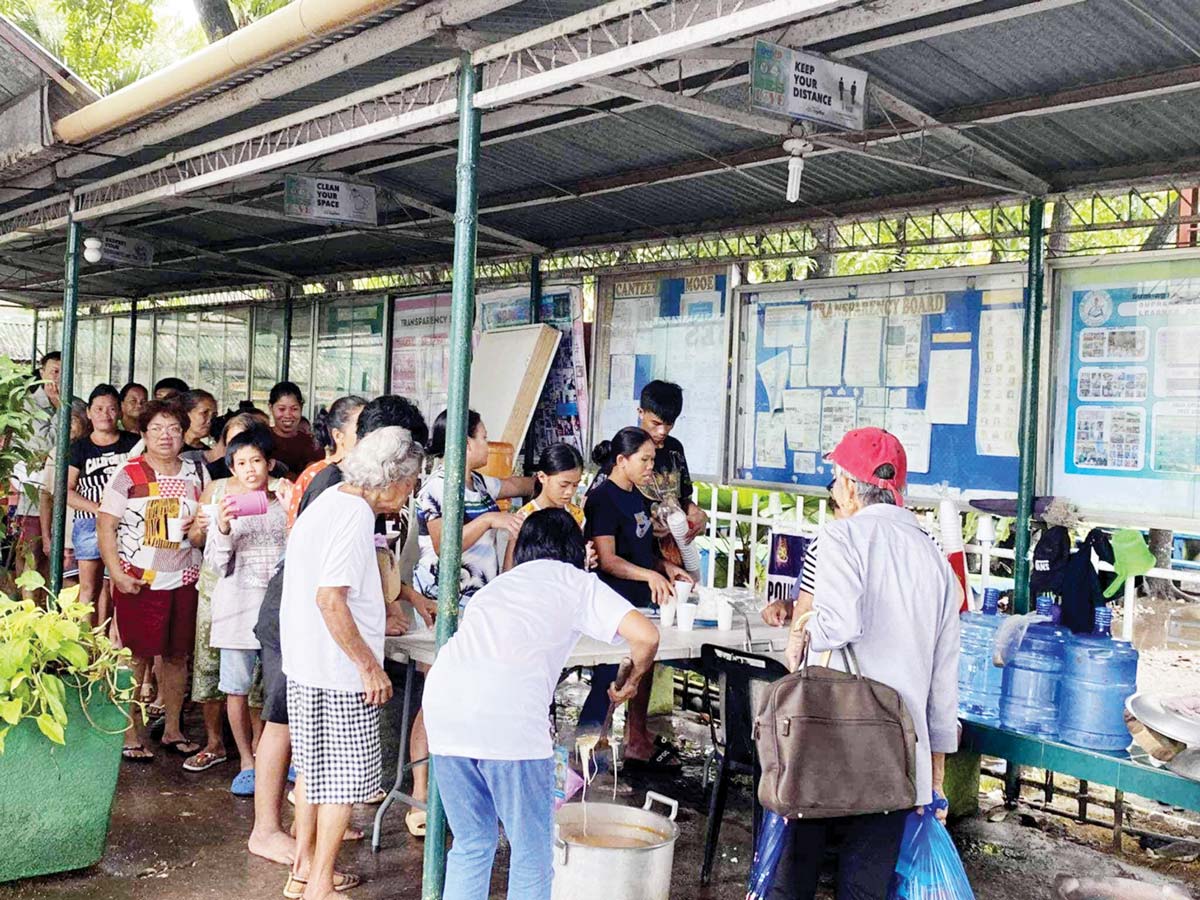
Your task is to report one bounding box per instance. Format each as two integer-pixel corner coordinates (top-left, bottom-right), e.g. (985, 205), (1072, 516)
(279, 426), (423, 900)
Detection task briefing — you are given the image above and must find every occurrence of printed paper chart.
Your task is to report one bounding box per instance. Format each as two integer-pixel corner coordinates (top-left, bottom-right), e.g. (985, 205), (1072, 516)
(737, 276), (1027, 495)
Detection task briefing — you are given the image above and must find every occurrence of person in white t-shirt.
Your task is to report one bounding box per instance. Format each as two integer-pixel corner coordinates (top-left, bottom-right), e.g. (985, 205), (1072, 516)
(279, 427), (423, 900)
(423, 507), (659, 900)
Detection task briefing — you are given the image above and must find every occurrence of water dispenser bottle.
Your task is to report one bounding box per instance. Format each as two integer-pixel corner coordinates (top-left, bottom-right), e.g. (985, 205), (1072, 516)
(958, 588), (1005, 725)
(1059, 607), (1139, 751)
(999, 595), (1069, 739)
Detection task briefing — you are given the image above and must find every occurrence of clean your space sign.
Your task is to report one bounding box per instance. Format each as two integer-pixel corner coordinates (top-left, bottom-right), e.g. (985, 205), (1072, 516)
(750, 39), (868, 132)
(284, 175), (378, 226)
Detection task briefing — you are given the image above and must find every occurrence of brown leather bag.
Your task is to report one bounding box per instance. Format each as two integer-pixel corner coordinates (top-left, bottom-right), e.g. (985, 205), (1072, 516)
(754, 632), (918, 819)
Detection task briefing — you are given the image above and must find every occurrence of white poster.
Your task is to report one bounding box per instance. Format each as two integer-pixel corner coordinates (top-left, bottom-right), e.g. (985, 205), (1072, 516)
(789, 346), (807, 387)
(284, 174), (378, 225)
(820, 395), (857, 453)
(885, 316), (922, 386)
(807, 316), (846, 386)
(763, 304), (809, 348)
(783, 389), (822, 451)
(886, 408), (932, 474)
(609, 354), (635, 401)
(926, 349), (972, 425)
(843, 317), (884, 386)
(755, 411), (787, 469)
(1151, 400), (1200, 475)
(976, 308), (1023, 457)
(757, 351), (790, 411)
(1154, 326), (1200, 397)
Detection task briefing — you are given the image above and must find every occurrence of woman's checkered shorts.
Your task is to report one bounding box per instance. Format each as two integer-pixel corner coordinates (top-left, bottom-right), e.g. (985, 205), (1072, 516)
(287, 680), (381, 805)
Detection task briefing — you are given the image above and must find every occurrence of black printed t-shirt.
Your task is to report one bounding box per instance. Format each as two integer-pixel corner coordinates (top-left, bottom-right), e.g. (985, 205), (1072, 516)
(584, 478), (657, 608)
(67, 432), (140, 519)
(653, 435), (694, 505)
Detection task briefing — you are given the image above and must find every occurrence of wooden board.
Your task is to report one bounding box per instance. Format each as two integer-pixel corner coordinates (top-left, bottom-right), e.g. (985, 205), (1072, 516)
(468, 323), (561, 451)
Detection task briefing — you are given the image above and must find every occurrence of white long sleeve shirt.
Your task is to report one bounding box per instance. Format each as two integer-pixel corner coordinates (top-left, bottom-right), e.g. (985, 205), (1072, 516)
(807, 503), (962, 806)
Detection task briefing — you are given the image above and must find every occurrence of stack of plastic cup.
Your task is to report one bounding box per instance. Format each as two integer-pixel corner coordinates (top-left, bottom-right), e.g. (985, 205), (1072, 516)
(666, 507), (701, 577)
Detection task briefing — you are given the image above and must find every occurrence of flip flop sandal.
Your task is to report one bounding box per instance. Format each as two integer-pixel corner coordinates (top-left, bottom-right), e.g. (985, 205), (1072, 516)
(162, 739), (202, 757)
(283, 871), (361, 899)
(122, 745), (154, 762)
(624, 741), (683, 774)
(182, 749), (227, 771)
(405, 809), (427, 838)
(147, 703), (166, 718)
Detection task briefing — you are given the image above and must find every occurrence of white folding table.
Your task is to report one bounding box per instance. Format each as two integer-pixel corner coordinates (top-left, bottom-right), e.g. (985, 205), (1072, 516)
(371, 614), (790, 850)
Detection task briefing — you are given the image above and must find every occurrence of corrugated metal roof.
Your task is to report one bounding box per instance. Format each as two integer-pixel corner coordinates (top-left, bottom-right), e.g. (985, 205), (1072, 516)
(6, 0), (1200, 304)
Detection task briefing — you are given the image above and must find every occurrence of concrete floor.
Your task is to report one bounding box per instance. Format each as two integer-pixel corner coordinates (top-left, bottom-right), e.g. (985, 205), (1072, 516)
(2, 655), (1199, 900)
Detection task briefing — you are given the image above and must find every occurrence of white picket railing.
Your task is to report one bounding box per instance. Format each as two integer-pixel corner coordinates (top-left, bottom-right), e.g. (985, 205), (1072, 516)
(693, 483), (1200, 639)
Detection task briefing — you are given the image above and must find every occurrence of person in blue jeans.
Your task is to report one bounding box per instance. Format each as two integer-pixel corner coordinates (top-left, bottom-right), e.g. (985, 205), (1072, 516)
(422, 508), (659, 900)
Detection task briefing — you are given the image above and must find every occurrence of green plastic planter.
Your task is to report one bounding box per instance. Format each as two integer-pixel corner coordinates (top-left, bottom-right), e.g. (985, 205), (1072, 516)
(0, 670), (132, 883)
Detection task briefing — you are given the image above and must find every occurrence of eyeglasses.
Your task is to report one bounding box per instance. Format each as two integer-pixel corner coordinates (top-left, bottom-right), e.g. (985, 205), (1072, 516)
(146, 424), (183, 437)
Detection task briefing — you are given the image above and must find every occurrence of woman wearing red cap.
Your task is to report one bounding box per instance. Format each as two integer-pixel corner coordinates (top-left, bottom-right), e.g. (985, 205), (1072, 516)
(771, 427), (962, 900)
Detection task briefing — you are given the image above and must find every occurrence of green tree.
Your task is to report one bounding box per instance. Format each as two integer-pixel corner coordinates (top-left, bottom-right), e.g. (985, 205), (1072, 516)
(1, 0), (203, 94)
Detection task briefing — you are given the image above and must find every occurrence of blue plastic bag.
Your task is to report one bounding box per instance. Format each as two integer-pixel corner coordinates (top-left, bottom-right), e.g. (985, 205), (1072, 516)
(746, 810), (791, 900)
(888, 797), (974, 900)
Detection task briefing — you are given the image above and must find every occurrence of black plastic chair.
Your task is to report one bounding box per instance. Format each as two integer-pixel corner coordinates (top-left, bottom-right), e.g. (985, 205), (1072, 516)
(699, 642), (790, 885)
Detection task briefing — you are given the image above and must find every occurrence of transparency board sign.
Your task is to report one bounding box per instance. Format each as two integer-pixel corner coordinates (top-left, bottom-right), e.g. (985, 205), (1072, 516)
(284, 175), (378, 226)
(750, 39), (867, 131)
(1052, 256), (1200, 519)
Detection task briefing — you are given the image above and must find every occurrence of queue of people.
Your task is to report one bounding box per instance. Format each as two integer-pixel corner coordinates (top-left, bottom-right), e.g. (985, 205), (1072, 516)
(8, 356), (961, 900)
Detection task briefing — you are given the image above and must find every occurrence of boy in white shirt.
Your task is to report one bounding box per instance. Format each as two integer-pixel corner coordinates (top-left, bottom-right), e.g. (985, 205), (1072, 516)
(422, 508), (659, 900)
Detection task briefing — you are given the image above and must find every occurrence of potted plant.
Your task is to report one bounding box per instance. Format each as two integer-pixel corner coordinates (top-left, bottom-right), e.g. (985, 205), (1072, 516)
(0, 355), (136, 882)
(0, 576), (135, 882)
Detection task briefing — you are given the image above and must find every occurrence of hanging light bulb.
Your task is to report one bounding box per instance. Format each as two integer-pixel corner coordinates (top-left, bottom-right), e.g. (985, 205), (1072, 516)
(82, 236), (103, 264)
(783, 138), (813, 203)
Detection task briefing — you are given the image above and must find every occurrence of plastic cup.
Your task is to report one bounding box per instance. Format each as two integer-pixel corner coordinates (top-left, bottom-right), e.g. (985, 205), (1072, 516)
(229, 491), (269, 517)
(676, 603), (697, 632)
(659, 602), (676, 628)
(672, 580), (692, 606)
(166, 519), (184, 543)
(202, 503), (218, 526)
(717, 598), (734, 631)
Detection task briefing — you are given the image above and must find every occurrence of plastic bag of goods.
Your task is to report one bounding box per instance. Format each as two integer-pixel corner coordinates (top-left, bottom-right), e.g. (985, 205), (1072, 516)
(746, 810), (792, 900)
(887, 797), (974, 900)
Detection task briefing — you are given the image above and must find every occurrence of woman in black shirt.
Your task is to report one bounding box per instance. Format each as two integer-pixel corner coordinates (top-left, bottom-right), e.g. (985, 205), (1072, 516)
(582, 426), (692, 772)
(67, 384), (139, 626)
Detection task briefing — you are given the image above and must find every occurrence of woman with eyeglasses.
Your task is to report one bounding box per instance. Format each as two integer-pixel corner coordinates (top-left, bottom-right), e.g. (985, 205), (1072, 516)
(98, 399), (210, 763)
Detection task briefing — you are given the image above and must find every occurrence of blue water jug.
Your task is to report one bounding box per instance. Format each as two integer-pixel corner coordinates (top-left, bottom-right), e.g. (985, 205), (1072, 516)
(1059, 607), (1139, 751)
(1000, 595), (1069, 739)
(958, 588), (1005, 725)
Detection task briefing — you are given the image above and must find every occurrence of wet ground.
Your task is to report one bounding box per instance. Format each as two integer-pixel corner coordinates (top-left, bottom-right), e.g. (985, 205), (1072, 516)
(3, 638), (1200, 900)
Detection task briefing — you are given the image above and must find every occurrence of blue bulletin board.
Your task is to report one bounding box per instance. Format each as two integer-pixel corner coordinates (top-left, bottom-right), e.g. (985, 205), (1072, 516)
(1052, 255), (1200, 520)
(734, 268), (1028, 499)
(592, 269), (731, 479)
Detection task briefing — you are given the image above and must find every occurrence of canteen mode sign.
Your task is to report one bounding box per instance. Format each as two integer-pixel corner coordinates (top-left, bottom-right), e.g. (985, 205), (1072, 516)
(284, 175), (378, 226)
(750, 40), (868, 131)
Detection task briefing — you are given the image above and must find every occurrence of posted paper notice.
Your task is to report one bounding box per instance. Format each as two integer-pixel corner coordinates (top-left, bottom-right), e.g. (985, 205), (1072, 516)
(820, 395), (857, 453)
(763, 304), (809, 348)
(808, 316), (846, 386)
(887, 408), (931, 473)
(843, 316), (884, 386)
(758, 351), (790, 411)
(756, 411), (787, 469)
(783, 389), (822, 451)
(926, 349), (972, 424)
(976, 308), (1022, 456)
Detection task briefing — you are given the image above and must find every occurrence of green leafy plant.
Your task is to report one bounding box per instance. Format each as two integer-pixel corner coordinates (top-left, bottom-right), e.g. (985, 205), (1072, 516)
(0, 573), (134, 754)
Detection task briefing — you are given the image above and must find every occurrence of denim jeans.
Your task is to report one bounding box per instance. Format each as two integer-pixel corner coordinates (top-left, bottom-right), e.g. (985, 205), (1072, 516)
(434, 755), (556, 900)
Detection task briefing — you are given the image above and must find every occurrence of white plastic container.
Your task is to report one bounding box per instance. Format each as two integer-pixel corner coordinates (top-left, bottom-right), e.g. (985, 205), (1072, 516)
(666, 508), (700, 577)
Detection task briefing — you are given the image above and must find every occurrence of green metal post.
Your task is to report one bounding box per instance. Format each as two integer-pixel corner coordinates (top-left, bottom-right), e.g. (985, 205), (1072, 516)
(422, 52), (481, 900)
(281, 284), (293, 382)
(1012, 198), (1046, 615)
(49, 217), (81, 596)
(529, 254), (542, 322)
(31, 307), (38, 365)
(128, 300), (137, 383)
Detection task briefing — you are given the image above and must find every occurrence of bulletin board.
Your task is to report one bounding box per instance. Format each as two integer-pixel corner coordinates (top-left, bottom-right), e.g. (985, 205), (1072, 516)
(476, 284), (590, 458)
(1050, 253), (1200, 520)
(591, 267), (731, 479)
(734, 267), (1028, 499)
